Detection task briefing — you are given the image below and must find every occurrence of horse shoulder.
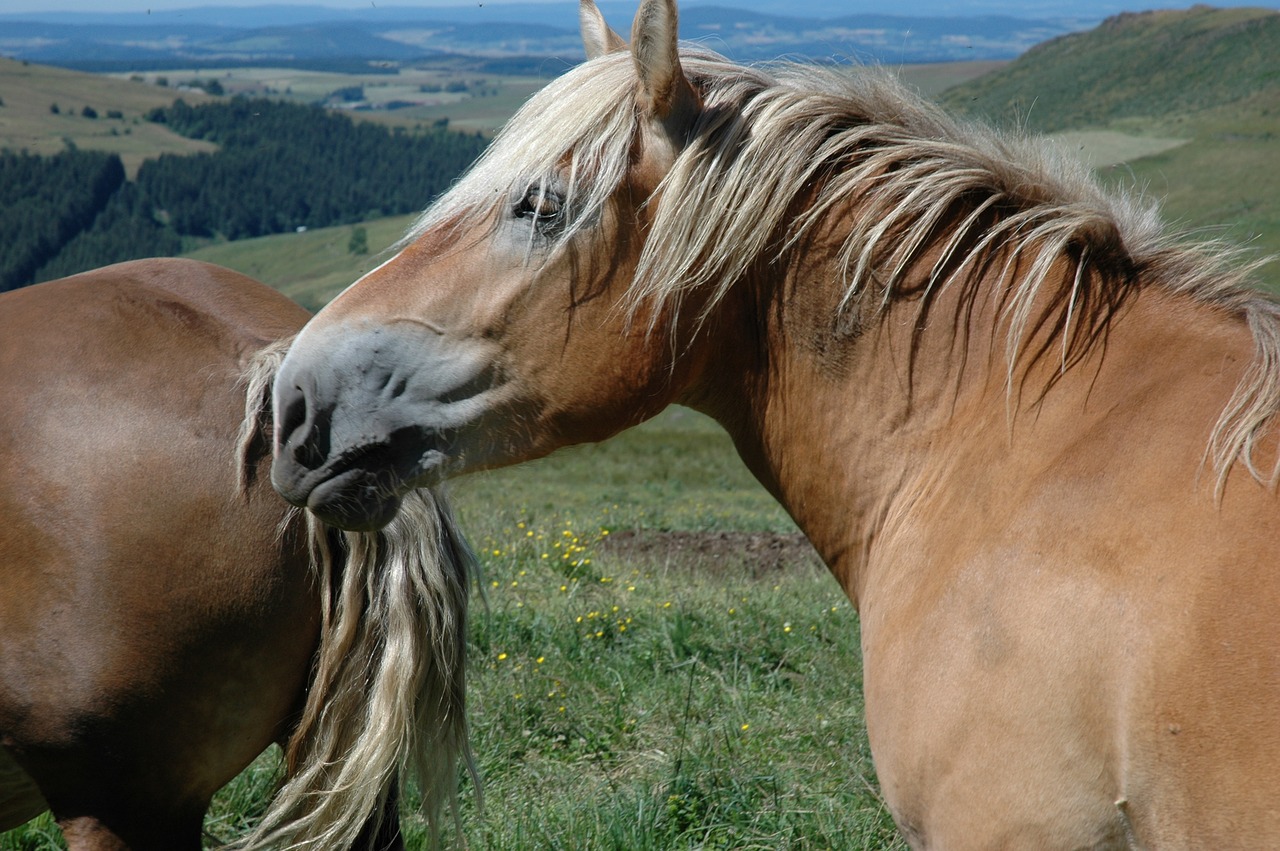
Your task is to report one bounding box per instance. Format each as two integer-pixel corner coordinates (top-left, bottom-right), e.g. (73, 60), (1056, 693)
(855, 287), (1280, 848)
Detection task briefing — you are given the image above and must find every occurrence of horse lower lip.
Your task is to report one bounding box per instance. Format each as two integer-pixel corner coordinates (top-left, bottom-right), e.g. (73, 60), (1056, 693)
(306, 468), (402, 531)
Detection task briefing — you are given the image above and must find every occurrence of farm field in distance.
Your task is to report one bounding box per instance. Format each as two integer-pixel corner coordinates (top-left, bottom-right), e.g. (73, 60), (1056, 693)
(113, 63), (563, 135)
(113, 56), (1002, 136)
(0, 58), (216, 177)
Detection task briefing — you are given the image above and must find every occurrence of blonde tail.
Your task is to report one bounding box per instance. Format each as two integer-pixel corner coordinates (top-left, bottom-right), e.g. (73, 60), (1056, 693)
(235, 340), (475, 850)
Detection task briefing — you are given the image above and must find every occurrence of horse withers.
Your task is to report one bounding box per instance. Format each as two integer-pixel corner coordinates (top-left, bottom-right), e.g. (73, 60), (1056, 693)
(0, 258), (472, 850)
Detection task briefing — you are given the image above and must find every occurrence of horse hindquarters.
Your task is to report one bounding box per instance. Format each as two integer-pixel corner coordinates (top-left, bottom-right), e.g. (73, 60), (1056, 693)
(0, 261), (318, 849)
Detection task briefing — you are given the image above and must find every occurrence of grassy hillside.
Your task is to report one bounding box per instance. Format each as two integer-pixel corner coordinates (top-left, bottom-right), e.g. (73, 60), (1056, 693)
(942, 6), (1280, 289)
(942, 6), (1280, 133)
(182, 214), (417, 310)
(0, 58), (215, 177)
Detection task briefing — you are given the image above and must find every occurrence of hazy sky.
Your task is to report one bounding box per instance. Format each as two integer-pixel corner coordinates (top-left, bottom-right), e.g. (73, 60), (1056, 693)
(2, 0), (502, 6)
(7, 0), (603, 10)
(2, 0), (485, 11)
(3, 0), (1276, 15)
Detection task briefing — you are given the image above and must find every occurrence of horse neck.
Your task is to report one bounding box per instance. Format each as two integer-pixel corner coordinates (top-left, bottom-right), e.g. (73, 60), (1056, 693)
(692, 224), (1255, 610)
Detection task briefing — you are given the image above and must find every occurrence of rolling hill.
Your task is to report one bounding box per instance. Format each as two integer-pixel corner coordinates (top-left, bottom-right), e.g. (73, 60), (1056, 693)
(941, 5), (1280, 132)
(942, 5), (1280, 288)
(0, 57), (215, 177)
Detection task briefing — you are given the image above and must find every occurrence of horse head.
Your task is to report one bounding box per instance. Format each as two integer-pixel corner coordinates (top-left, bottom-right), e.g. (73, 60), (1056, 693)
(272, 0), (730, 530)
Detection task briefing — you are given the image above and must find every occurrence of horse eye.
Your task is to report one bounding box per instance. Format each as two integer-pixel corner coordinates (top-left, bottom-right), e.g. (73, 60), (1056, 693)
(515, 187), (564, 223)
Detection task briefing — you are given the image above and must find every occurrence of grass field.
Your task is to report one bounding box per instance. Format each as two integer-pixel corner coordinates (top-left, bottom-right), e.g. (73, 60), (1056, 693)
(411, 410), (900, 849)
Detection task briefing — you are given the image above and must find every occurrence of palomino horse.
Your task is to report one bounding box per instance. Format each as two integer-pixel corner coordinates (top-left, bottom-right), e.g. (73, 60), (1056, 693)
(270, 0), (1280, 846)
(0, 259), (472, 851)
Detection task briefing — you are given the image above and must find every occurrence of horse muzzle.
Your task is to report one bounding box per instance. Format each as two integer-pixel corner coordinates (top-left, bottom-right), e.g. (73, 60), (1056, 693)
(270, 321), (495, 530)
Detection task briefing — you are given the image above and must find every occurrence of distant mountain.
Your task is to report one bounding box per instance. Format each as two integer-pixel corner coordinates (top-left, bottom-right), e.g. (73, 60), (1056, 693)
(678, 7), (1073, 62)
(0, 4), (1088, 69)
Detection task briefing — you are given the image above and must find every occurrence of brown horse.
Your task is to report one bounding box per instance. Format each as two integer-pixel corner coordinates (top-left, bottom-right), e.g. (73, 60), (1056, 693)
(269, 0), (1280, 847)
(0, 259), (472, 851)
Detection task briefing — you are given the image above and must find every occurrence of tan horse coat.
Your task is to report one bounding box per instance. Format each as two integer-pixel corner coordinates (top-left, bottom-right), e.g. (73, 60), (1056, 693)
(270, 2), (1280, 846)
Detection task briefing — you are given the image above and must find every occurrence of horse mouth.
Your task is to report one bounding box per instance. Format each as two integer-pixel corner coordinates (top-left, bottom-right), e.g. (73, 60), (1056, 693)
(278, 428), (453, 531)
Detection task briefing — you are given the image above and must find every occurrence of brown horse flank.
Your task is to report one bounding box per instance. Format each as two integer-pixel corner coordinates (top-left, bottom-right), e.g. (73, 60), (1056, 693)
(271, 0), (1280, 847)
(0, 259), (472, 850)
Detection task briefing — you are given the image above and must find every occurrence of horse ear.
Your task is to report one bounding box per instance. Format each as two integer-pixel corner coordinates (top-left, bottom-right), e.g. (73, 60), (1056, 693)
(581, 0), (627, 58)
(630, 0), (697, 125)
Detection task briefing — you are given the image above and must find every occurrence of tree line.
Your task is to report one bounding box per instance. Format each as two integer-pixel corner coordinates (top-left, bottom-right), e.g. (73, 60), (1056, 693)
(0, 148), (127, 291)
(1, 97), (488, 292)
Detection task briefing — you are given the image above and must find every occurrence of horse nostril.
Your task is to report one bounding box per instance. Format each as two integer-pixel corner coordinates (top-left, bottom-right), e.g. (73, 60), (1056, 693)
(293, 434), (325, 469)
(278, 385), (331, 471)
(278, 391), (307, 447)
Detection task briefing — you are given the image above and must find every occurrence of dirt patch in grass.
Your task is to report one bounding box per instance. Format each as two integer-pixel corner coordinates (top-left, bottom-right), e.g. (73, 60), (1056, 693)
(598, 529), (823, 578)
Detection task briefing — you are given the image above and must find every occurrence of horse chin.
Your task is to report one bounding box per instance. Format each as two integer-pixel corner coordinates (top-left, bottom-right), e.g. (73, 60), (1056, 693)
(278, 434), (454, 531)
(306, 468), (406, 531)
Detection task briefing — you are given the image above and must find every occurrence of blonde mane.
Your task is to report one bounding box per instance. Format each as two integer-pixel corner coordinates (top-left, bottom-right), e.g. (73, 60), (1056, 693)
(235, 341), (475, 850)
(409, 48), (1280, 484)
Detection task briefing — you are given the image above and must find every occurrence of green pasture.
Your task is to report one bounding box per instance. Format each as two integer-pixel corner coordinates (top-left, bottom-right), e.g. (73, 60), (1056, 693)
(1, 410), (902, 850)
(181, 215), (418, 311)
(414, 410), (899, 849)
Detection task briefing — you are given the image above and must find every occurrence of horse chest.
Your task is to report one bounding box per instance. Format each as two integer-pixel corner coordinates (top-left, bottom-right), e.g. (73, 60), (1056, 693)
(862, 642), (1133, 851)
(856, 547), (1138, 850)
